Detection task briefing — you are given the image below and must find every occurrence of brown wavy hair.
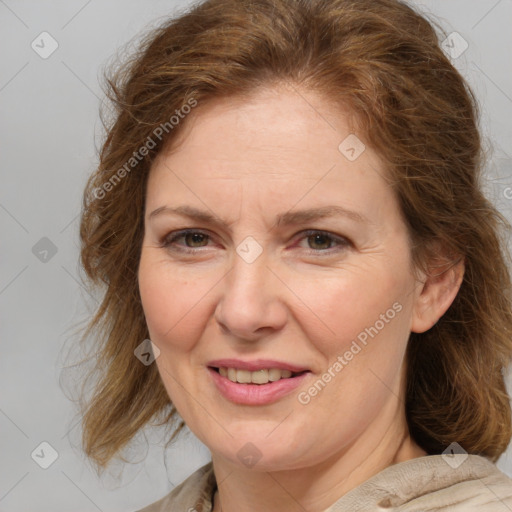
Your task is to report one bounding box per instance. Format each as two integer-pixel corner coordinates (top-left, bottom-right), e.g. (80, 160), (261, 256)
(77, 0), (512, 469)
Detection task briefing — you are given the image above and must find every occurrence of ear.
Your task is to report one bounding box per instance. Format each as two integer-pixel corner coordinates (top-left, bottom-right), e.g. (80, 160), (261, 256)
(411, 252), (465, 334)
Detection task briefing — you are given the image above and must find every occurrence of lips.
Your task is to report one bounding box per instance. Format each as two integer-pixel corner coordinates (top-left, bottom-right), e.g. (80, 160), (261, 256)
(207, 359), (311, 404)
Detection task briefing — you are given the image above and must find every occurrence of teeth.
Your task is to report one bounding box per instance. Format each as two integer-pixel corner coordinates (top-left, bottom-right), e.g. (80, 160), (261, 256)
(218, 367), (295, 384)
(237, 369), (252, 384)
(252, 369), (269, 384)
(269, 368), (284, 381)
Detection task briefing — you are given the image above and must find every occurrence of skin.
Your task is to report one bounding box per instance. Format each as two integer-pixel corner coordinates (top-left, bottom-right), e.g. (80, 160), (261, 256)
(138, 82), (464, 512)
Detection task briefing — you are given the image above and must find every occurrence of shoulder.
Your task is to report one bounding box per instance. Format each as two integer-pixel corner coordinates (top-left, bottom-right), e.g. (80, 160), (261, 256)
(329, 454), (512, 511)
(135, 462), (215, 512)
(423, 455), (512, 510)
(400, 454), (512, 511)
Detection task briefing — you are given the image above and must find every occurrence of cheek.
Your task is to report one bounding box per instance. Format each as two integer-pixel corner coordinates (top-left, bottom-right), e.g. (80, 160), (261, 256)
(293, 263), (411, 356)
(138, 256), (210, 352)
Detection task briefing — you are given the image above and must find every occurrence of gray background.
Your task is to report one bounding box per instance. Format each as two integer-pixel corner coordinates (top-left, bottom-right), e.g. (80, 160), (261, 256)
(1, 1), (511, 510)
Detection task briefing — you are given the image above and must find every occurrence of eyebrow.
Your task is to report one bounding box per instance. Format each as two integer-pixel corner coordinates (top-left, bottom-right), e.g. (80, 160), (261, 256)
(148, 204), (369, 229)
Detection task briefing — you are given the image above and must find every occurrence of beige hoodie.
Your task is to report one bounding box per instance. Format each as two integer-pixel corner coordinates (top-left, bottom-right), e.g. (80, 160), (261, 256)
(136, 455), (512, 511)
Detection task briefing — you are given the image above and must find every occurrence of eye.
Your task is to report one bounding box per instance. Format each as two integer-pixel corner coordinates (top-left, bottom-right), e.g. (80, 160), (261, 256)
(160, 229), (212, 254)
(160, 228), (351, 256)
(295, 230), (350, 255)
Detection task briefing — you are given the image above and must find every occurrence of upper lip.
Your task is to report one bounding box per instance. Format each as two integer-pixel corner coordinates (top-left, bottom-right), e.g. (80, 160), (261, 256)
(207, 359), (310, 373)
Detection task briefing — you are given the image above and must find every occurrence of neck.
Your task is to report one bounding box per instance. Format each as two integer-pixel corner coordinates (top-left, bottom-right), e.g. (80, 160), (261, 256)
(211, 412), (426, 512)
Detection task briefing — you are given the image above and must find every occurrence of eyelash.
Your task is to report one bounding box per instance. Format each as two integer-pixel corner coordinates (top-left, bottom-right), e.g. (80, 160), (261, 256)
(160, 229), (350, 256)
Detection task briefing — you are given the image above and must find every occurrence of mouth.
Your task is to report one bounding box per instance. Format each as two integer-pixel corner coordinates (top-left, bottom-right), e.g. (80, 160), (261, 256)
(209, 366), (309, 385)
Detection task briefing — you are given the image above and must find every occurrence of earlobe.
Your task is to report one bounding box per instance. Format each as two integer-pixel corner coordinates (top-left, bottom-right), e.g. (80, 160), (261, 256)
(411, 256), (465, 333)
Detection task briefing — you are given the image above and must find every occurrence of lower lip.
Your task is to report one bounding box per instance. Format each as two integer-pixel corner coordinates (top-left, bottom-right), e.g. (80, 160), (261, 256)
(208, 367), (310, 405)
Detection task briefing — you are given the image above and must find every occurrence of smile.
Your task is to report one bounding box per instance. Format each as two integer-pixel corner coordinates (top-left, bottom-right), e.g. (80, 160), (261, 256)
(214, 367), (306, 384)
(207, 364), (311, 405)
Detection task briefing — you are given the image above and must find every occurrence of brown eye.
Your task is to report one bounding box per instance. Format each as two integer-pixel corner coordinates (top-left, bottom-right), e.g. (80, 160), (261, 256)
(161, 229), (212, 253)
(183, 232), (209, 247)
(296, 230), (350, 255)
(306, 233), (334, 250)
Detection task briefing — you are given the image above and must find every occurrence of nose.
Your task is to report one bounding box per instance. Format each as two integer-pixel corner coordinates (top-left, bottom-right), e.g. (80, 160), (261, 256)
(214, 250), (288, 342)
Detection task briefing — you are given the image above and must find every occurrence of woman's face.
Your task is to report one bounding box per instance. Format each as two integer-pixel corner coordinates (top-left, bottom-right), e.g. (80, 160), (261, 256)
(138, 84), (425, 471)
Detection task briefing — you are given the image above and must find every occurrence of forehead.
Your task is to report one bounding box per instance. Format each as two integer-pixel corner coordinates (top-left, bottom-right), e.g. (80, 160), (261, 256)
(160, 85), (362, 171)
(146, 85), (398, 226)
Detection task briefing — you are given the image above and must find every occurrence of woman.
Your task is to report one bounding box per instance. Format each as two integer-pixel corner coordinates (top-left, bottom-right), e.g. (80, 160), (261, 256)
(78, 0), (512, 509)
